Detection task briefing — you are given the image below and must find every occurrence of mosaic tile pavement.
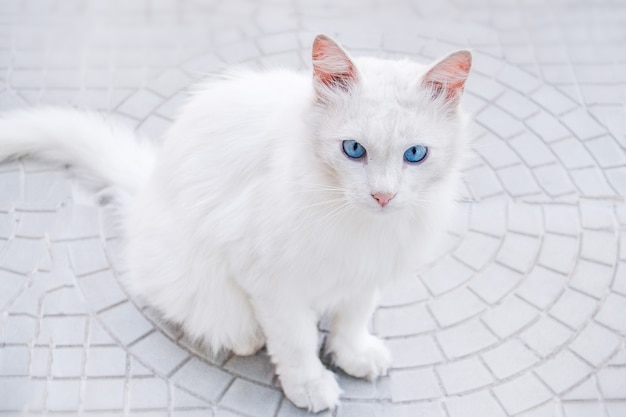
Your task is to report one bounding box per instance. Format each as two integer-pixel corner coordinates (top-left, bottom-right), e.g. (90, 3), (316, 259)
(1, 0), (625, 416)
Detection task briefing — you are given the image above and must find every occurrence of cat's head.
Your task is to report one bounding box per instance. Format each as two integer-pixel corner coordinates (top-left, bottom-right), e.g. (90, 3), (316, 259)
(309, 34), (472, 218)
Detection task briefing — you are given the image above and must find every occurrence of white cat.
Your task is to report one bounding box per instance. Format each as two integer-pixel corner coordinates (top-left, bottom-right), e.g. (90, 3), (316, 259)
(0, 35), (472, 411)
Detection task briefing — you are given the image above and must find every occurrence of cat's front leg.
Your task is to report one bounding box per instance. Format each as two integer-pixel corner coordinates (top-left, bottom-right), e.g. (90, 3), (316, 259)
(325, 290), (391, 380)
(251, 297), (341, 412)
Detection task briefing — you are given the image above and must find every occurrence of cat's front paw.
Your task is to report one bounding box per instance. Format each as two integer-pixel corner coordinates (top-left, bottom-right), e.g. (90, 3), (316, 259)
(280, 369), (341, 412)
(327, 334), (391, 380)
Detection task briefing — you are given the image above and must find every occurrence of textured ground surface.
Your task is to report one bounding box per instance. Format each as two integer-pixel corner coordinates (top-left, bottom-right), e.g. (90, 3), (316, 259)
(1, 0), (626, 416)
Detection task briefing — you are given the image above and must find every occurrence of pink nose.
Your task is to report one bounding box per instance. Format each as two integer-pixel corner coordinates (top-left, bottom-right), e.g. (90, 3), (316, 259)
(372, 192), (395, 207)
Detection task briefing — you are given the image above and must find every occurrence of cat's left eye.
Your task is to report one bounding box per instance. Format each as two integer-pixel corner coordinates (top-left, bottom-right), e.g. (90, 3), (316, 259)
(403, 145), (428, 164)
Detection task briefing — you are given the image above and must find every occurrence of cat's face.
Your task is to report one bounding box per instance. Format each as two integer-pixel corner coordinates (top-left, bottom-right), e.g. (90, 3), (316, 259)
(310, 35), (472, 216)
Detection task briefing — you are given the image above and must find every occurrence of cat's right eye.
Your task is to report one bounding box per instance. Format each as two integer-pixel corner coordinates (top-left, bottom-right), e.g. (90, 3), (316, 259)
(342, 140), (366, 160)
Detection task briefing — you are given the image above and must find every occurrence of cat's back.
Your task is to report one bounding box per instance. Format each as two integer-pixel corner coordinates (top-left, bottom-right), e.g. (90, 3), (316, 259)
(173, 68), (312, 138)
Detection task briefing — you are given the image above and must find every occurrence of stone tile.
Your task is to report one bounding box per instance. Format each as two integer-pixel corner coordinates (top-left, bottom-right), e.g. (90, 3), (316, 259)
(50, 347), (83, 377)
(469, 199), (507, 236)
(37, 316), (86, 346)
(469, 263), (522, 304)
(217, 40), (262, 64)
(387, 335), (444, 368)
(586, 135), (626, 168)
(130, 332), (189, 377)
(597, 368), (626, 399)
(551, 138), (596, 169)
(483, 296), (538, 338)
(47, 379), (81, 411)
(536, 163), (575, 198)
(581, 230), (617, 266)
(50, 204), (100, 240)
(474, 133), (521, 169)
(444, 390), (507, 417)
(378, 275), (430, 307)
(83, 378), (125, 411)
(2, 315), (36, 344)
(532, 85), (577, 116)
(429, 287), (486, 327)
(482, 339), (539, 379)
(147, 68), (193, 97)
(117, 89), (164, 120)
(420, 256), (474, 296)
(436, 357), (493, 395)
(497, 90), (538, 119)
(571, 168), (616, 197)
(521, 317), (573, 357)
(496, 233), (541, 273)
(453, 231), (500, 270)
(539, 234), (579, 274)
(535, 350), (593, 394)
(0, 212), (17, 239)
(477, 105), (525, 139)
(570, 322), (622, 367)
(526, 112), (571, 144)
(171, 358), (233, 402)
(595, 293), (626, 334)
(464, 165), (504, 200)
(563, 402), (605, 417)
(497, 65), (542, 94)
(509, 131), (557, 167)
(436, 320), (498, 359)
(550, 289), (598, 330)
(374, 304), (436, 338)
(607, 402), (626, 417)
(41, 286), (88, 315)
(614, 261), (626, 296)
(516, 266), (567, 309)
(570, 260), (613, 298)
(0, 346), (30, 376)
(563, 377), (599, 400)
(0, 377), (46, 411)
(561, 108), (607, 140)
(78, 270), (128, 312)
(1, 237), (47, 274)
(85, 346), (127, 377)
(223, 350), (275, 385)
(543, 204), (579, 235)
(138, 113), (172, 140)
(493, 374), (553, 415)
(130, 377), (169, 409)
(337, 373), (390, 401)
(88, 319), (116, 345)
(579, 201), (615, 230)
(465, 72), (504, 101)
(99, 301), (154, 345)
(276, 399), (332, 417)
(0, 269), (25, 311)
(219, 379), (281, 417)
(171, 386), (212, 408)
(20, 171), (72, 210)
(67, 238), (109, 276)
(15, 211), (56, 238)
(391, 368), (441, 401)
(507, 202), (543, 236)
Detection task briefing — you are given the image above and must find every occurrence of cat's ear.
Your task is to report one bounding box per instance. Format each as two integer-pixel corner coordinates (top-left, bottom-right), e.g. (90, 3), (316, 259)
(312, 35), (359, 96)
(421, 50), (472, 106)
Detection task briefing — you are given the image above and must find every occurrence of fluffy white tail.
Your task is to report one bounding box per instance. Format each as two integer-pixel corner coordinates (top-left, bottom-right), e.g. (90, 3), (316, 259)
(0, 108), (156, 193)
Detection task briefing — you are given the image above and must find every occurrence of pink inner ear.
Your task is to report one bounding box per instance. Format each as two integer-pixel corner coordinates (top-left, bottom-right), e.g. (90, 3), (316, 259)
(312, 35), (357, 89)
(423, 50), (472, 102)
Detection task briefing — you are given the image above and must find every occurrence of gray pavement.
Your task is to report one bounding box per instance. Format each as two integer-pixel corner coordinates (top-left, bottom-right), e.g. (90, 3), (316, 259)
(1, 0), (625, 416)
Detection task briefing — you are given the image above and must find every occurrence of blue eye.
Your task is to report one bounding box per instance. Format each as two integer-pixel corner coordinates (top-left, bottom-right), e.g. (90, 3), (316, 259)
(403, 145), (428, 164)
(342, 140), (366, 159)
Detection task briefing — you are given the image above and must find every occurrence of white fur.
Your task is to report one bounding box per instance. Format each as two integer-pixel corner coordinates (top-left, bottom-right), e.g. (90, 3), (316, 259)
(0, 38), (471, 412)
